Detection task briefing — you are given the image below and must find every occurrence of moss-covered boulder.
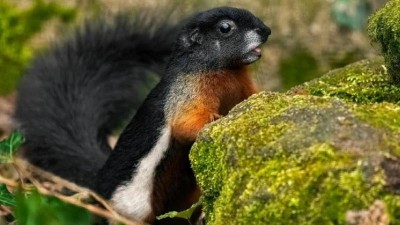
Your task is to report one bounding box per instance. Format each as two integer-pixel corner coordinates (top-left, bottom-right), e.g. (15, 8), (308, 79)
(368, 0), (400, 83)
(190, 59), (400, 225)
(290, 57), (400, 104)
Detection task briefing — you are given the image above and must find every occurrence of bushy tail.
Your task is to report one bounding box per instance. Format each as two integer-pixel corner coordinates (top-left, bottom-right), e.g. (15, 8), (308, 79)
(15, 11), (180, 188)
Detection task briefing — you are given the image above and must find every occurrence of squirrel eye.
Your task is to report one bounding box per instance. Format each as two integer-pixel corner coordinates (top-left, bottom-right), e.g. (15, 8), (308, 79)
(219, 22), (232, 33)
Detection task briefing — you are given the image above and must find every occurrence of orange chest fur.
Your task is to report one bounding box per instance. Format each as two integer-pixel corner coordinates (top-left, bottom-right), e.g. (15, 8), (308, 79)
(198, 67), (257, 115)
(170, 66), (257, 143)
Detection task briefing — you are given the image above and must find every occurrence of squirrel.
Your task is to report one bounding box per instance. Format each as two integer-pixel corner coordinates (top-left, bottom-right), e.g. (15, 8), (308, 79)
(15, 6), (271, 224)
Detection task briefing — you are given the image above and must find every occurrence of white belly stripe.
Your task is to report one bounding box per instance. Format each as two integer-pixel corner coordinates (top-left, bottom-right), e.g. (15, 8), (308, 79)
(110, 126), (171, 221)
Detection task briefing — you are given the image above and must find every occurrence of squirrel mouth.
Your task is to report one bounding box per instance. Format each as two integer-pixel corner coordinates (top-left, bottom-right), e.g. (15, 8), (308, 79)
(250, 47), (262, 57)
(242, 44), (264, 64)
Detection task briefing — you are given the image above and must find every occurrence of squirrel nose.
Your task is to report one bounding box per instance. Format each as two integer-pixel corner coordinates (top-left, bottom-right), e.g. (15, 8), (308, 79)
(255, 26), (271, 42)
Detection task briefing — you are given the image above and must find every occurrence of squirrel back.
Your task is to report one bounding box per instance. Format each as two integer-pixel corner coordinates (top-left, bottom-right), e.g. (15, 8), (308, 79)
(15, 12), (180, 188)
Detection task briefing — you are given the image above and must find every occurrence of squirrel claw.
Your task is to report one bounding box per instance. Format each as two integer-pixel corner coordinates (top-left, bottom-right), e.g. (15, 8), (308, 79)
(210, 113), (223, 122)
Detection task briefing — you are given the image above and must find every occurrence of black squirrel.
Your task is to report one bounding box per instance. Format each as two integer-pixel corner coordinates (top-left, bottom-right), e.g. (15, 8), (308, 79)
(15, 6), (271, 224)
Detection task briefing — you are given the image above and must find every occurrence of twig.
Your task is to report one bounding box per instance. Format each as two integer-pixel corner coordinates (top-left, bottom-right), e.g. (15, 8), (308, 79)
(0, 205), (13, 216)
(36, 184), (144, 225)
(0, 175), (18, 188)
(0, 157), (149, 225)
(14, 158), (116, 212)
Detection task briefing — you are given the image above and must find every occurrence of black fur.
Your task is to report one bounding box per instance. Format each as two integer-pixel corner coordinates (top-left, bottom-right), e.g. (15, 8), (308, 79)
(96, 82), (169, 198)
(15, 12), (180, 188)
(173, 7), (271, 73)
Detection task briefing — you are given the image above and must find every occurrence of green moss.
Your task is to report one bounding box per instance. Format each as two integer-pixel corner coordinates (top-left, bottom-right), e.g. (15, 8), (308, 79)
(291, 58), (400, 103)
(191, 92), (400, 225)
(368, 0), (400, 83)
(354, 103), (400, 132)
(0, 0), (77, 95)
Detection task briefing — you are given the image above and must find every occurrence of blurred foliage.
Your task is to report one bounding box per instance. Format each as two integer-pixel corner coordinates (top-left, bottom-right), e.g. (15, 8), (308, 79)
(0, 131), (94, 225)
(0, 0), (386, 94)
(0, 184), (14, 207)
(328, 50), (361, 69)
(0, 130), (23, 163)
(279, 48), (320, 91)
(0, 0), (77, 95)
(0, 131), (23, 212)
(15, 190), (92, 225)
(1, 186), (95, 225)
(331, 0), (372, 30)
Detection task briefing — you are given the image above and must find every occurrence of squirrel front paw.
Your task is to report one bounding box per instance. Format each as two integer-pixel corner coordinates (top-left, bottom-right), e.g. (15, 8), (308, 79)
(210, 113), (222, 122)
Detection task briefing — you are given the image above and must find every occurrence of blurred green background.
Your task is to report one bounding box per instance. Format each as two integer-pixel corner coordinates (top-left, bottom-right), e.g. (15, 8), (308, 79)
(0, 0), (390, 138)
(0, 0), (388, 96)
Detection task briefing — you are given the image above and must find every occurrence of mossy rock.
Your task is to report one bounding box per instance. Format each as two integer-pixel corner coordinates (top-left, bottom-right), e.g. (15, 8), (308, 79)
(190, 59), (400, 225)
(368, 0), (400, 83)
(290, 57), (400, 104)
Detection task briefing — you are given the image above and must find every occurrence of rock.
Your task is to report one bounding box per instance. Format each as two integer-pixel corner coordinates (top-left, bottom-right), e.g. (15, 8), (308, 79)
(190, 58), (400, 225)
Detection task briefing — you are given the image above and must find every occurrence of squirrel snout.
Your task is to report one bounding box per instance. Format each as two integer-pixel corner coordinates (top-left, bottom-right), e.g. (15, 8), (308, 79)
(255, 26), (271, 42)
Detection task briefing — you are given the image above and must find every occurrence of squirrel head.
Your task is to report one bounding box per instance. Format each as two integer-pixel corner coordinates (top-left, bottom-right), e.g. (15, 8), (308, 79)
(174, 7), (271, 71)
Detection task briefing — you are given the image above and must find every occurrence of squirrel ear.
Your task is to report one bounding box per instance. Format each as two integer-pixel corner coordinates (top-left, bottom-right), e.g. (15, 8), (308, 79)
(180, 28), (203, 48)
